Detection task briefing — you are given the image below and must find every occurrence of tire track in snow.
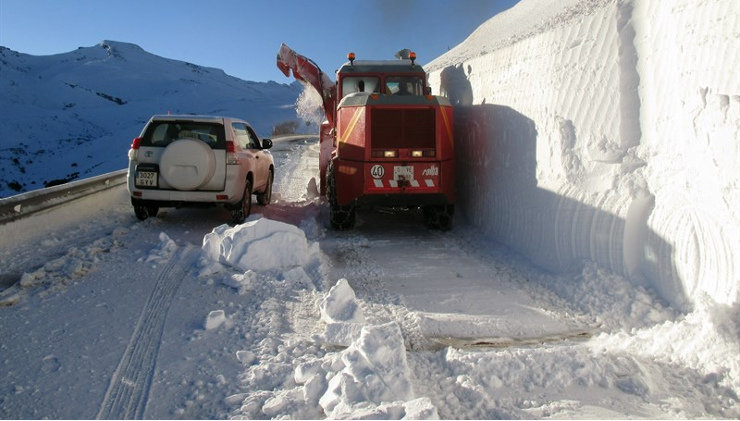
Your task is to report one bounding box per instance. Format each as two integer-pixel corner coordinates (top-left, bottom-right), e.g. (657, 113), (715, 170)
(97, 246), (198, 420)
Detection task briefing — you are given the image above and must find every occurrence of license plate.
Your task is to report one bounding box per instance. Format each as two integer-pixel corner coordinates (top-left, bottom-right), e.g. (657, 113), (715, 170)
(393, 166), (414, 181)
(135, 171), (158, 187)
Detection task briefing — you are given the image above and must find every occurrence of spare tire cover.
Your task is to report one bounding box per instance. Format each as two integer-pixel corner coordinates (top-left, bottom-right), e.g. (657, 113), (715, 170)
(160, 138), (216, 190)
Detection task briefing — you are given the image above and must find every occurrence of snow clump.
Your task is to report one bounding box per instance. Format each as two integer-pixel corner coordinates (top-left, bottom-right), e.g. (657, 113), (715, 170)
(320, 278), (367, 347)
(204, 309), (227, 330)
(320, 278), (365, 323)
(201, 216), (314, 273)
(140, 232), (178, 265)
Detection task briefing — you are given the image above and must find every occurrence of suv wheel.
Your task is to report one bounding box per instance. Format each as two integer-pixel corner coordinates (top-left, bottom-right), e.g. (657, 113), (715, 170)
(232, 178), (252, 224)
(256, 170), (273, 206)
(146, 205), (159, 217)
(134, 204), (149, 221)
(133, 200), (159, 221)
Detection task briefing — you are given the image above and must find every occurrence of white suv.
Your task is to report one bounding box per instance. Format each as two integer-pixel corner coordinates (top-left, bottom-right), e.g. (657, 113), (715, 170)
(127, 115), (274, 224)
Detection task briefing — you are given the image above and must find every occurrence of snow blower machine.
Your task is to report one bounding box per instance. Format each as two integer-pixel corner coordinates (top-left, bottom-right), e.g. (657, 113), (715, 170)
(277, 44), (455, 230)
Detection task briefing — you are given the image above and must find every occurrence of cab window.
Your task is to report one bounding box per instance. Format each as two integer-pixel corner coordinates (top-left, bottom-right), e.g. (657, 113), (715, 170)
(341, 76), (380, 97)
(385, 76), (423, 96)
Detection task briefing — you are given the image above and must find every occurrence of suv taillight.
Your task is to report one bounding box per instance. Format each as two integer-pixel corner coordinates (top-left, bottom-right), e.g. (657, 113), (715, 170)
(226, 141), (240, 165)
(128, 137), (142, 161)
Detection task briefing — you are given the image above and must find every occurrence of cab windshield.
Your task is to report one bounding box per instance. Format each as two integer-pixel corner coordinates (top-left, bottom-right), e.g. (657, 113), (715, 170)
(385, 76), (424, 96)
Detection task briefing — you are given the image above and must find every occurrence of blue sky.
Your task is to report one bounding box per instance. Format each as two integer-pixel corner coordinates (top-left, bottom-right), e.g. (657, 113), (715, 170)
(0, 0), (518, 83)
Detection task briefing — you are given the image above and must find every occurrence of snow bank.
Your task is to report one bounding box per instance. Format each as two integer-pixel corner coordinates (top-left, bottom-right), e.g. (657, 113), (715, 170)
(427, 0), (739, 308)
(590, 294), (740, 390)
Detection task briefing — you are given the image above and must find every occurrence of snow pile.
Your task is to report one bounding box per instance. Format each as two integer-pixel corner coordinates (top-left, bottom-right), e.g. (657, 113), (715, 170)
(307, 282), (439, 419)
(316, 281), (438, 417)
(13, 233), (122, 298)
(199, 217), (438, 419)
(201, 216), (314, 273)
(426, 0), (739, 309)
(221, 270), (259, 295)
(432, 334), (737, 419)
(590, 294), (740, 391)
(533, 260), (677, 332)
(319, 322), (437, 419)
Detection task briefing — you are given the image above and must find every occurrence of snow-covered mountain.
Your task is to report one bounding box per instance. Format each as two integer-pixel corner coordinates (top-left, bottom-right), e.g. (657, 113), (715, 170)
(0, 40), (302, 197)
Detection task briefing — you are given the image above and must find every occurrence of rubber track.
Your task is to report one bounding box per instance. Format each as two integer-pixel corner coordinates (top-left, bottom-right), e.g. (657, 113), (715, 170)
(96, 246), (198, 420)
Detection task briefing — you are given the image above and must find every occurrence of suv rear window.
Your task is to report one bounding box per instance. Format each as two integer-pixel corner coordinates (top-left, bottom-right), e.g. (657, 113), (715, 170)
(141, 121), (226, 149)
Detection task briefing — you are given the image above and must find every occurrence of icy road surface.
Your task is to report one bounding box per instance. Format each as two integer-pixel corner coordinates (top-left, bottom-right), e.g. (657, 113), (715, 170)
(0, 137), (737, 419)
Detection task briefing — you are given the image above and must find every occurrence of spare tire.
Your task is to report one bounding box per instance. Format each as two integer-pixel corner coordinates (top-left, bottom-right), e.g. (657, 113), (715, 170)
(159, 138), (216, 190)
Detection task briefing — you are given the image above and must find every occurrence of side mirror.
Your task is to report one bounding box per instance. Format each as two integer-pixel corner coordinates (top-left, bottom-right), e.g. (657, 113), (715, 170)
(262, 138), (273, 149)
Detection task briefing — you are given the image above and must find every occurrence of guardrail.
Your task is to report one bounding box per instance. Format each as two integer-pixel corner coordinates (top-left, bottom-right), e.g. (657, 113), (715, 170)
(0, 134), (320, 225)
(0, 169), (128, 224)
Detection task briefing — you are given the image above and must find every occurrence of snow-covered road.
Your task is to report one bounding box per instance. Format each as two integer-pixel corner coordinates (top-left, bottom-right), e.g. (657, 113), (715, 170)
(0, 137), (737, 419)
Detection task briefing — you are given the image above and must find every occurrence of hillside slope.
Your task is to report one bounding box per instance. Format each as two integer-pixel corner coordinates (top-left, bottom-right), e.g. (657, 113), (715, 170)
(0, 41), (301, 197)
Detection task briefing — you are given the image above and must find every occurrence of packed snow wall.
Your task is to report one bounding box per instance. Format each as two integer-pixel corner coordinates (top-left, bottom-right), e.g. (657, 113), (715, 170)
(427, 0), (739, 308)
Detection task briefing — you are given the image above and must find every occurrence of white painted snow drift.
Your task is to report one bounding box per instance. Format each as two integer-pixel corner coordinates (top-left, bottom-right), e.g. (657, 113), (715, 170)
(427, 0), (739, 309)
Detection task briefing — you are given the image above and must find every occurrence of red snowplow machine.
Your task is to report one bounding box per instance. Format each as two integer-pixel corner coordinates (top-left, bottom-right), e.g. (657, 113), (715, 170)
(277, 43), (455, 230)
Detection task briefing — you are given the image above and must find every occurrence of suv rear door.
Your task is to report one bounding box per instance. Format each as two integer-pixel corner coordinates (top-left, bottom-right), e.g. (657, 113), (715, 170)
(138, 119), (227, 191)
